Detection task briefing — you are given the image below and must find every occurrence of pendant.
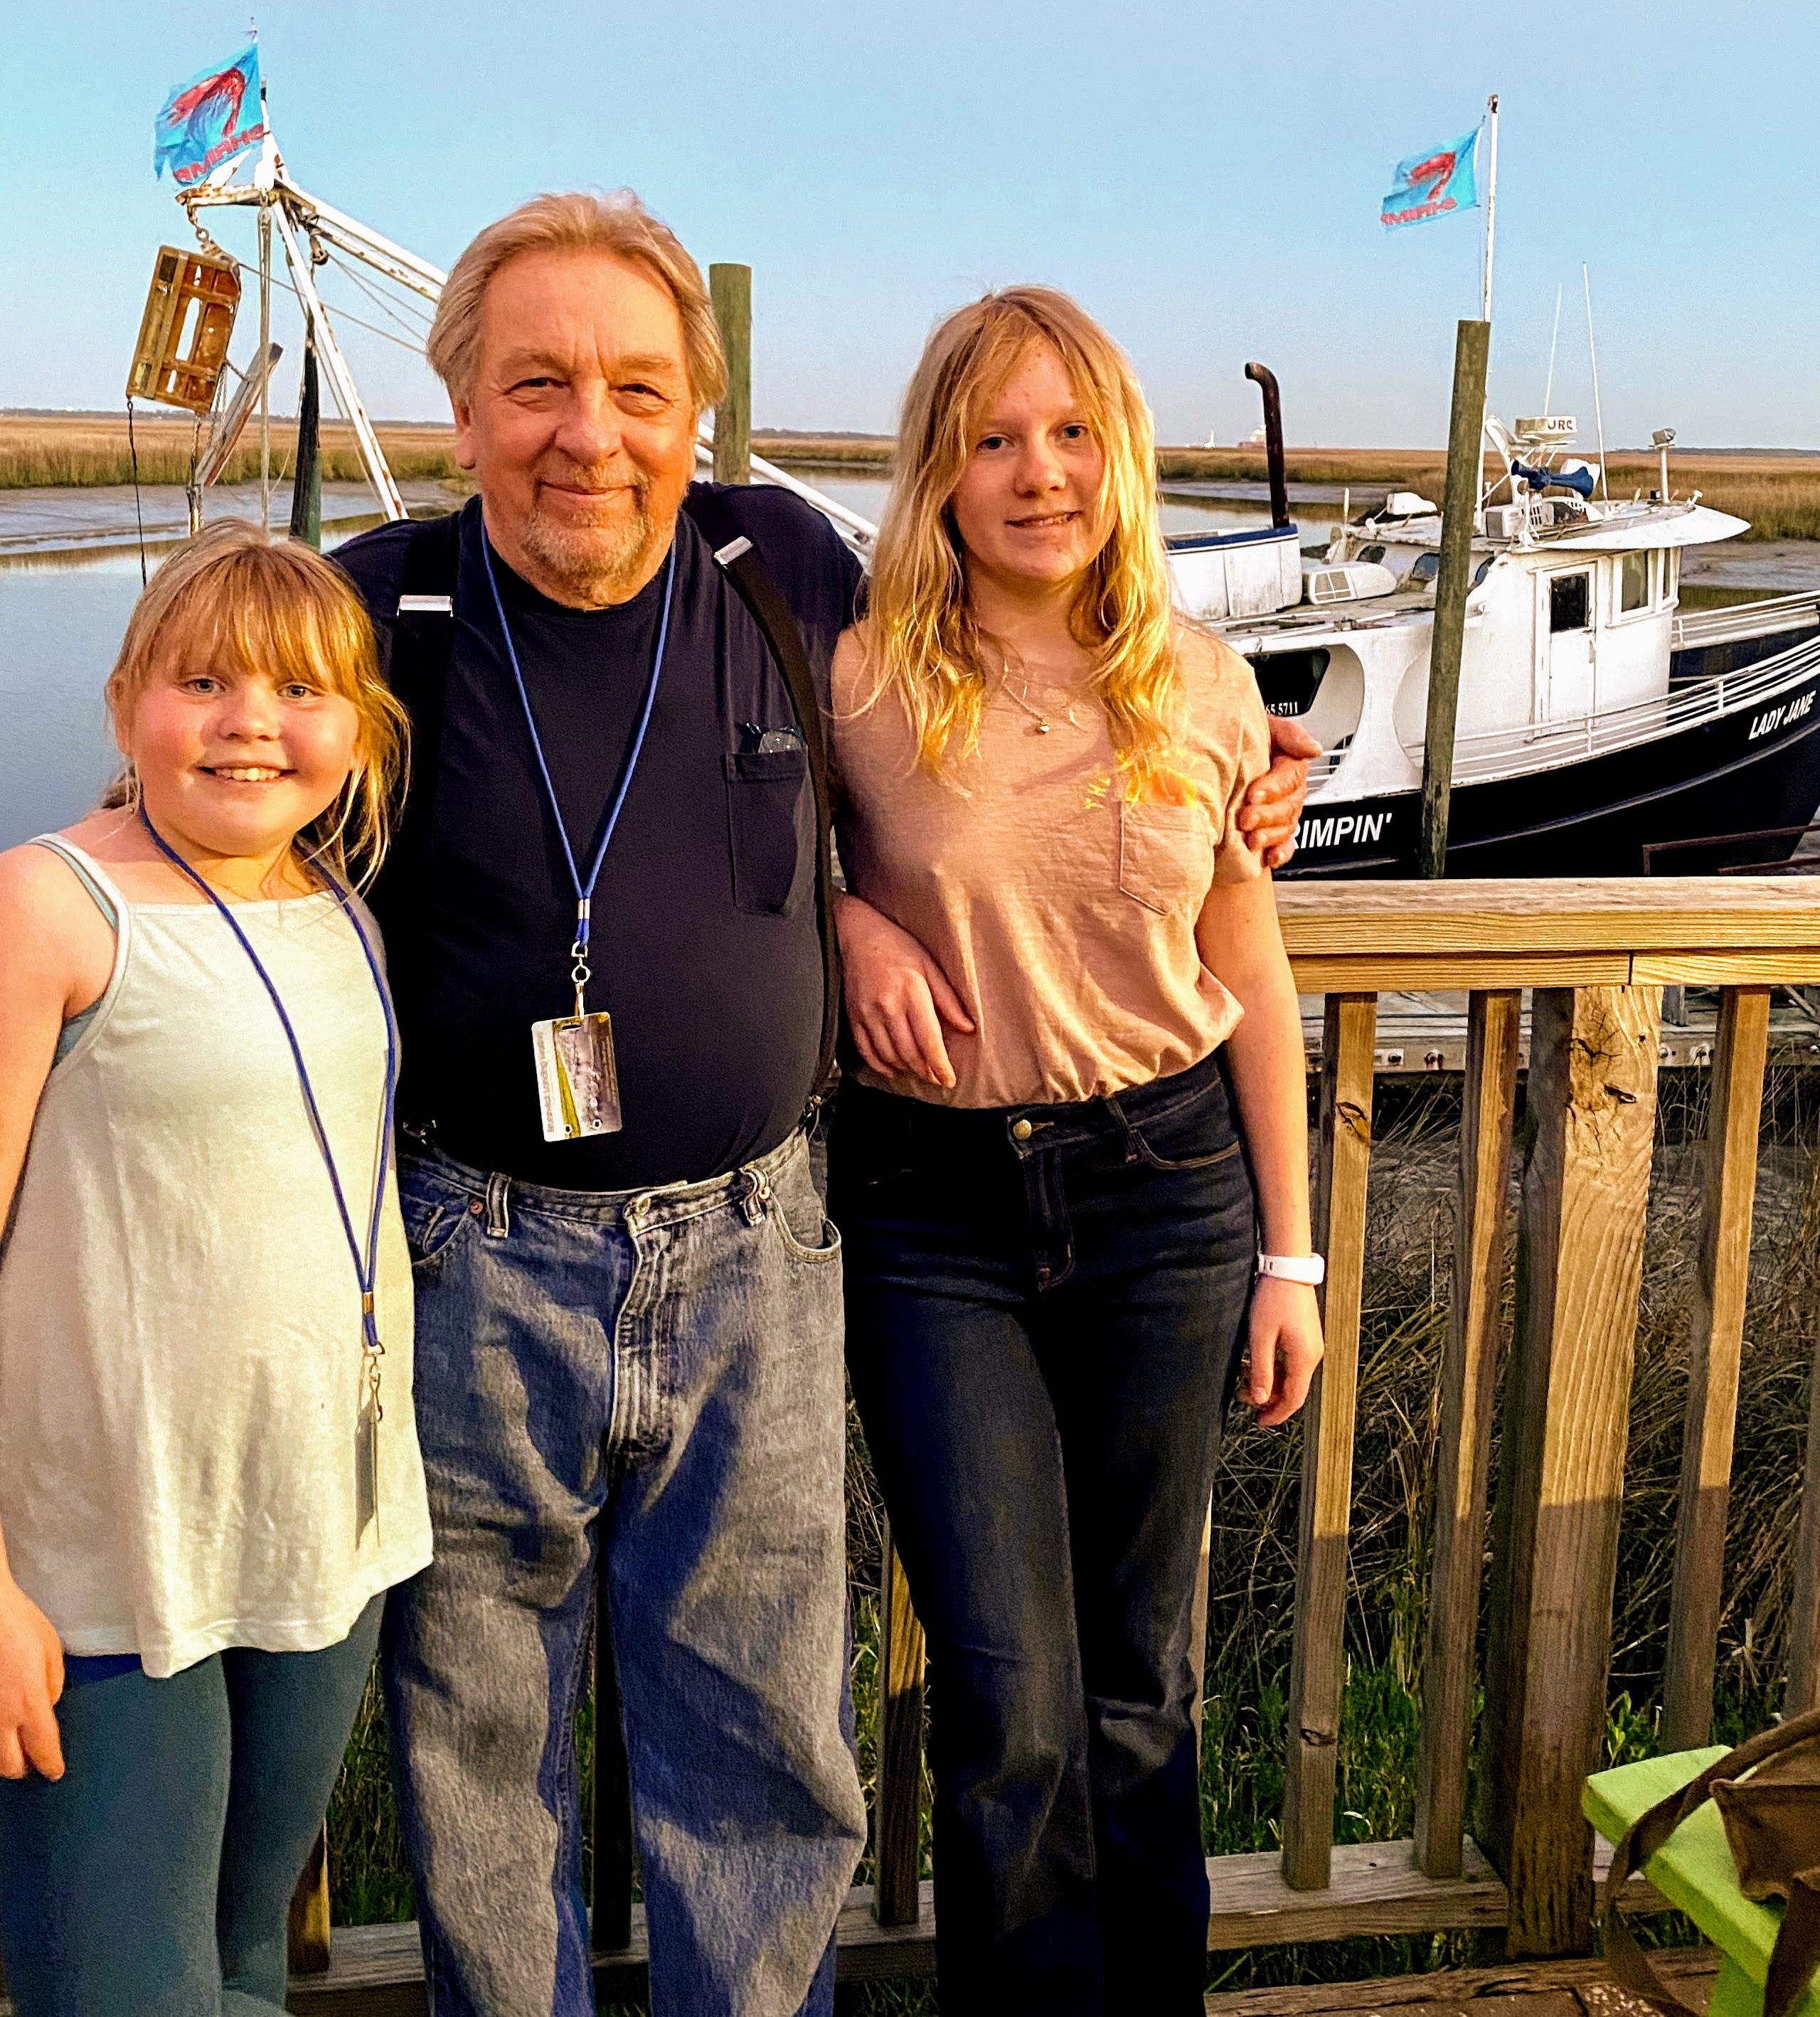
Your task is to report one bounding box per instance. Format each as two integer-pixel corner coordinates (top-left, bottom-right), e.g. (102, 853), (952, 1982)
(1033, 719), (1051, 735)
(532, 1011), (623, 1141)
(355, 1390), (379, 1544)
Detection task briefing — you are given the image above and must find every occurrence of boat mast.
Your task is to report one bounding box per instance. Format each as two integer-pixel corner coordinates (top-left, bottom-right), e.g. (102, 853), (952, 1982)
(1481, 94), (1499, 321)
(1583, 264), (1609, 499)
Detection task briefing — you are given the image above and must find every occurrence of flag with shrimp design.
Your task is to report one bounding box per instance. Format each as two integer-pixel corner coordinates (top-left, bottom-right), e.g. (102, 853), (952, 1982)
(153, 44), (266, 185)
(1380, 127), (1481, 230)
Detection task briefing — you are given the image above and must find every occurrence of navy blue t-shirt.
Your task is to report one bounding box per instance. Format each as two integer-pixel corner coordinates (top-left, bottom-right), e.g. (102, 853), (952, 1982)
(336, 486), (861, 1189)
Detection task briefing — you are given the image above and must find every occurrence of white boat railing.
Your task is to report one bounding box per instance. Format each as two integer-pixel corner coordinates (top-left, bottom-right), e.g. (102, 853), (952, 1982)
(1671, 591), (1820, 653)
(1408, 632), (1820, 786)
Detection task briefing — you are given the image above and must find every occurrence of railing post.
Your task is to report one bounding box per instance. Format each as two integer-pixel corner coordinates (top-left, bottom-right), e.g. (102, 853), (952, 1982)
(1282, 992), (1377, 1890)
(1787, 1351), (1820, 1716)
(286, 1825), (331, 1974)
(1480, 984), (1661, 1956)
(1661, 984), (1770, 1749)
(875, 1527), (927, 1926)
(1416, 989), (1520, 1877)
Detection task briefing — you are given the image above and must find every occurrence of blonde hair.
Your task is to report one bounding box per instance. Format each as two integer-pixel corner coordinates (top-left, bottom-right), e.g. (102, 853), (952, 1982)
(427, 189), (728, 413)
(102, 523), (408, 888)
(866, 285), (1186, 800)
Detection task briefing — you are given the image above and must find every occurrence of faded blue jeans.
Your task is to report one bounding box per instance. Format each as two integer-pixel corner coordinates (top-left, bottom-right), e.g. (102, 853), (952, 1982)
(383, 1129), (865, 2017)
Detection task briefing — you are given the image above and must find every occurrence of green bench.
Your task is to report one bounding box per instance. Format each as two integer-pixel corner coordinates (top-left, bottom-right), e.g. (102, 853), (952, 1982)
(1585, 1752), (1820, 2017)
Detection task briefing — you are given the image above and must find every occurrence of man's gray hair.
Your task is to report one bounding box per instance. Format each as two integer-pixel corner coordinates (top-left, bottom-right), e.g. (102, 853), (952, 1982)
(426, 189), (728, 413)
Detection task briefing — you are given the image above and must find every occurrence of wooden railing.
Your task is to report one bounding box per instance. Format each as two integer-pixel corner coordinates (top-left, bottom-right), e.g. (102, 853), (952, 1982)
(277, 878), (1820, 2006)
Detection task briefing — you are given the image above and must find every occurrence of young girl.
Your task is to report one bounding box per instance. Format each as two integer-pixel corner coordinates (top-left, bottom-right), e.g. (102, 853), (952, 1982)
(0, 522), (433, 2016)
(828, 288), (1324, 2016)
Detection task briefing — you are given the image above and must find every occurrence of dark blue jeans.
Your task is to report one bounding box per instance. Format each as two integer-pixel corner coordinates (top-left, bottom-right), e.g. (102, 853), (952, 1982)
(829, 1050), (1256, 2017)
(0, 1599), (381, 2017)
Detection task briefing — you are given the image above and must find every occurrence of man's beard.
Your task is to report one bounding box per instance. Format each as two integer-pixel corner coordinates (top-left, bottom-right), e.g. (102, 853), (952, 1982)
(520, 462), (661, 605)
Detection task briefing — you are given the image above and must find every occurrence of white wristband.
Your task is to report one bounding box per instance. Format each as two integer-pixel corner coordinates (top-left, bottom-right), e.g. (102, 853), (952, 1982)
(1257, 1252), (1325, 1285)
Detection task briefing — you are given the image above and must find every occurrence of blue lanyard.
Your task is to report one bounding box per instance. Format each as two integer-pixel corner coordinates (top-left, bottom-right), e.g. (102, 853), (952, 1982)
(479, 533), (677, 989)
(138, 811), (399, 1375)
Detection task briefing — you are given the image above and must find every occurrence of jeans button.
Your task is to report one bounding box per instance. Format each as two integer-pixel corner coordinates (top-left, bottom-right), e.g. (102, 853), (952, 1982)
(1011, 1119), (1033, 1141)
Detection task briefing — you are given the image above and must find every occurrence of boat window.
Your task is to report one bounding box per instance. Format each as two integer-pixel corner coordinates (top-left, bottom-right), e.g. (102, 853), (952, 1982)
(1408, 553), (1440, 587)
(1619, 550), (1652, 613)
(1550, 573), (1591, 632)
(1358, 544), (1386, 565)
(1245, 648), (1330, 717)
(1472, 557), (1494, 587)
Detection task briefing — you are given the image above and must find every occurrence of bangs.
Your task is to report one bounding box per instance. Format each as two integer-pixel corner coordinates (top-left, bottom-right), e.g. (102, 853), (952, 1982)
(112, 537), (378, 715)
(100, 521), (408, 887)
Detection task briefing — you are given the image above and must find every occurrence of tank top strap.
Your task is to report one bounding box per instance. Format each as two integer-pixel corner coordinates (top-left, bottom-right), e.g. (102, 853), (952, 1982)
(28, 837), (129, 1068)
(28, 836), (124, 932)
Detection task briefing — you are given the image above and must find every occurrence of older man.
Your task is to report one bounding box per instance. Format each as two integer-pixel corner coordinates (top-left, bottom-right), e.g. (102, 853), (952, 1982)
(336, 190), (1311, 2017)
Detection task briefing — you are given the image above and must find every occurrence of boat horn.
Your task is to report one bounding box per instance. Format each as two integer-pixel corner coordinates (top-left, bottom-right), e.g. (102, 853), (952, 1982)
(1244, 362), (1290, 531)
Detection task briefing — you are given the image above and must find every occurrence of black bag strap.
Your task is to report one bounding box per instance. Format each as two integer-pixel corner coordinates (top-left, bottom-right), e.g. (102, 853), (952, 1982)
(1601, 1705), (1820, 2017)
(363, 508), (462, 1125)
(680, 487), (842, 1107)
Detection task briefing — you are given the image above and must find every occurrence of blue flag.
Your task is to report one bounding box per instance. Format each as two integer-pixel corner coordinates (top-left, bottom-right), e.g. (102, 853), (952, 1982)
(153, 44), (266, 186)
(1380, 127), (1480, 230)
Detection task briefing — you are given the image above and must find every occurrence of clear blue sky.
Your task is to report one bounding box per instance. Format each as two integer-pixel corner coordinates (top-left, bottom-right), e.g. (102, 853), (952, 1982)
(4, 1), (1816, 447)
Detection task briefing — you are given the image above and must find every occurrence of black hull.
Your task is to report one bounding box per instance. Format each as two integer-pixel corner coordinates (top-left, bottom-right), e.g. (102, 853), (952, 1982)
(1282, 658), (1820, 879)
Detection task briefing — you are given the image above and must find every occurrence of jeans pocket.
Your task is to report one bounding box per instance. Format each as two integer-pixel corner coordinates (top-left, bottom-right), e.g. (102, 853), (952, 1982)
(1119, 799), (1213, 916)
(725, 751), (811, 915)
(398, 1168), (478, 1270)
(1127, 1077), (1245, 1173)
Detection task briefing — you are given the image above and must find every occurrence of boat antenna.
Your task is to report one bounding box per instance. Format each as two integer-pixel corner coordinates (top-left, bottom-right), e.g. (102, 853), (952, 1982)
(1481, 94), (1499, 321)
(1582, 263), (1608, 499)
(1542, 282), (1563, 413)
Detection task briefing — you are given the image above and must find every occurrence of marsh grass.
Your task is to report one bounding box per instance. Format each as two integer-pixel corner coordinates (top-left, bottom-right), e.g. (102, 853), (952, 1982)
(10, 417), (1818, 541)
(321, 1048), (1820, 2010)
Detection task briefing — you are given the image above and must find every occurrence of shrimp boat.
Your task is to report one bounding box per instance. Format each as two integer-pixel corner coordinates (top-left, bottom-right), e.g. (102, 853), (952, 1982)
(1164, 381), (1820, 879)
(142, 120), (1820, 879)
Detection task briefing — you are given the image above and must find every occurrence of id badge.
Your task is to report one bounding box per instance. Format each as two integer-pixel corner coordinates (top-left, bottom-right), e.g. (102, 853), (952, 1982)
(356, 1393), (379, 1544)
(532, 1011), (623, 1141)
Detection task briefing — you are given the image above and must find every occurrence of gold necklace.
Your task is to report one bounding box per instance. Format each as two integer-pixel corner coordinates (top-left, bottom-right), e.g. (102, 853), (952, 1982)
(994, 659), (1084, 737)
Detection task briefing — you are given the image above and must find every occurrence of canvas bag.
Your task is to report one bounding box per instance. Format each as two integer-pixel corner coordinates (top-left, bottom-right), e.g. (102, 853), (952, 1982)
(1602, 1706), (1820, 2017)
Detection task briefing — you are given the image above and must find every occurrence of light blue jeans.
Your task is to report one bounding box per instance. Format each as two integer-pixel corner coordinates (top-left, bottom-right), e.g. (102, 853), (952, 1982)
(382, 1129), (864, 2017)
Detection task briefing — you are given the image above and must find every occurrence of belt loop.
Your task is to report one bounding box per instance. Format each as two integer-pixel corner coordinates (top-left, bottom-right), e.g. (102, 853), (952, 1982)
(1105, 1092), (1143, 1164)
(484, 1171), (511, 1238)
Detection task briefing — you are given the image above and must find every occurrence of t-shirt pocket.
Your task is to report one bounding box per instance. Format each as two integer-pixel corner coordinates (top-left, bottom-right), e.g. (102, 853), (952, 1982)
(724, 750), (811, 916)
(1118, 799), (1213, 917)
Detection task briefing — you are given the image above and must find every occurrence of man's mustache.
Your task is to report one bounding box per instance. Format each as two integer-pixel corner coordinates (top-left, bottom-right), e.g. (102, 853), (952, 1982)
(533, 460), (654, 500)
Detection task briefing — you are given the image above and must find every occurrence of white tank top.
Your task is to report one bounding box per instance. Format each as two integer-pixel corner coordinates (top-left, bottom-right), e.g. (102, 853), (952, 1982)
(0, 838), (432, 1678)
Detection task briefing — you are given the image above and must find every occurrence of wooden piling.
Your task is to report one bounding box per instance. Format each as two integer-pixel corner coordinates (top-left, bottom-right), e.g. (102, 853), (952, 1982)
(1480, 984), (1661, 1956)
(1417, 319), (1492, 880)
(875, 1531), (927, 1927)
(710, 263), (752, 486)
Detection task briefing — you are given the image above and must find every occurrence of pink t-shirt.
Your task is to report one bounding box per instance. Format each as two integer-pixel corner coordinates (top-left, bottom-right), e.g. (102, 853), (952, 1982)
(832, 627), (1272, 1109)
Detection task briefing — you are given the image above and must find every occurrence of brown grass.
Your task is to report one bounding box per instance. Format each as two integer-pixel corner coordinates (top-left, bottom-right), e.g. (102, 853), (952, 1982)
(0, 413), (462, 489)
(8, 415), (1819, 541)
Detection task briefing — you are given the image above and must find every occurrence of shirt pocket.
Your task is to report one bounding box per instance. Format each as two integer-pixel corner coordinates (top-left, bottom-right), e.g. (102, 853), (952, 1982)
(724, 750), (811, 916)
(1118, 799), (1214, 917)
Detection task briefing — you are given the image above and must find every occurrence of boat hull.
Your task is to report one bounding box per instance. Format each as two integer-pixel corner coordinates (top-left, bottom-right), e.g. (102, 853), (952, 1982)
(1282, 654), (1820, 878)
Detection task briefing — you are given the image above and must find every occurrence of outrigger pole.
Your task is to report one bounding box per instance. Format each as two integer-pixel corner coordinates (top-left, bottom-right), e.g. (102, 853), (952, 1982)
(1481, 92), (1499, 322)
(171, 147), (880, 555)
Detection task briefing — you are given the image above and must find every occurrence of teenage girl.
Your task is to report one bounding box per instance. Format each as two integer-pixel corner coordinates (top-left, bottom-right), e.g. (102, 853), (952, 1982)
(0, 523), (433, 2016)
(828, 287), (1324, 2016)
